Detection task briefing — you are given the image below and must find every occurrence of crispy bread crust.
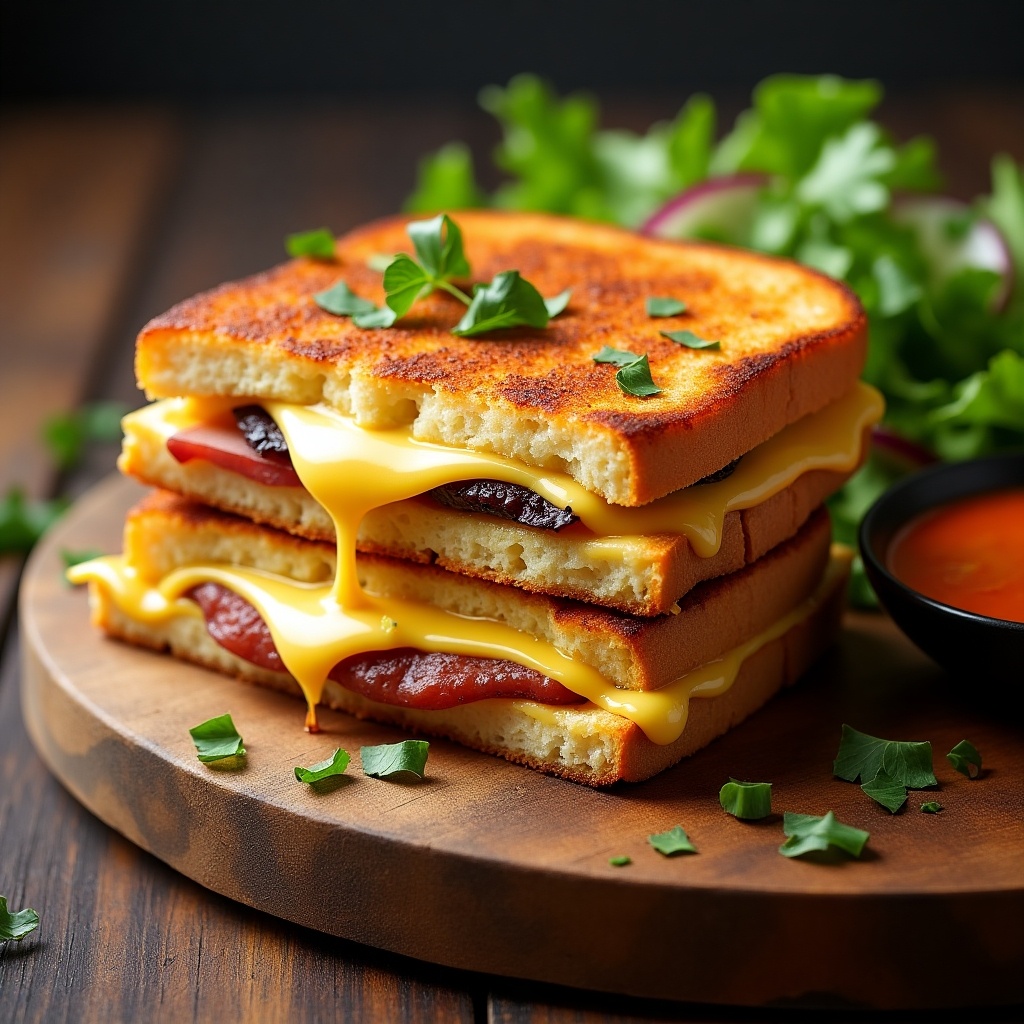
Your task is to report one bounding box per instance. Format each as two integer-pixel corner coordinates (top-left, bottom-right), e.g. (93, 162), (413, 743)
(135, 211), (866, 505)
(123, 492), (831, 691)
(86, 553), (847, 786)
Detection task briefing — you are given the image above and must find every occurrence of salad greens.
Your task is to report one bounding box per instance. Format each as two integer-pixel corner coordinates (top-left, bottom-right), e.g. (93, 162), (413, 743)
(408, 73), (1024, 604)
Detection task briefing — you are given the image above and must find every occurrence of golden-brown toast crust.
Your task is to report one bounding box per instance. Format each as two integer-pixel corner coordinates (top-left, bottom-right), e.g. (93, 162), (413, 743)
(136, 211), (867, 504)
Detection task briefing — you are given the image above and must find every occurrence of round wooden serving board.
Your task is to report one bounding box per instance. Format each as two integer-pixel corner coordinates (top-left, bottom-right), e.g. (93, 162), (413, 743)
(19, 476), (1024, 1010)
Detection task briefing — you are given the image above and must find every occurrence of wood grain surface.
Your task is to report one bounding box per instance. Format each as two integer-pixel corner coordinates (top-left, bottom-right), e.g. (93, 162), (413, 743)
(19, 473), (1024, 1010)
(3, 92), (1024, 1024)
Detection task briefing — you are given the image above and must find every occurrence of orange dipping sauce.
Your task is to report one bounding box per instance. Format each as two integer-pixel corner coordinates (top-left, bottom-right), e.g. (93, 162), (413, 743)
(887, 488), (1024, 623)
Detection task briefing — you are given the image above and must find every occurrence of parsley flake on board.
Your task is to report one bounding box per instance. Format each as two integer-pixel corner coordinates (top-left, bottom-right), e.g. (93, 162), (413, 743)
(294, 748), (351, 784)
(286, 228), (337, 260)
(189, 714), (246, 764)
(947, 740), (983, 779)
(0, 896), (39, 942)
(646, 296), (688, 317)
(608, 855), (631, 867)
(615, 355), (663, 398)
(719, 779), (773, 820)
(833, 724), (937, 789)
(661, 329), (721, 351)
(647, 825), (697, 856)
(360, 739), (429, 779)
(779, 811), (870, 859)
(921, 802), (944, 814)
(860, 771), (909, 813)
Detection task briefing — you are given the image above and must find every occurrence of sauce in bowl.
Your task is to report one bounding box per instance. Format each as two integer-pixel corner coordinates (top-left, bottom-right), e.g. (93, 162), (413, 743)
(886, 488), (1024, 623)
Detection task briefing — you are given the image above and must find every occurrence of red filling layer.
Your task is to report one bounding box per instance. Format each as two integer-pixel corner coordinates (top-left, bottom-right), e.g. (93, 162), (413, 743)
(188, 582), (585, 709)
(168, 422), (302, 488)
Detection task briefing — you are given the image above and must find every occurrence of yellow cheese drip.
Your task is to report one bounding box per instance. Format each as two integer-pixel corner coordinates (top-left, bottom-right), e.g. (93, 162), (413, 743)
(79, 382), (878, 736)
(70, 548), (851, 744)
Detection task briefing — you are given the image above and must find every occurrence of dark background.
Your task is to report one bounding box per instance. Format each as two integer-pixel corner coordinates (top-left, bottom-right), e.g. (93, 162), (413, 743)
(2, 0), (1022, 101)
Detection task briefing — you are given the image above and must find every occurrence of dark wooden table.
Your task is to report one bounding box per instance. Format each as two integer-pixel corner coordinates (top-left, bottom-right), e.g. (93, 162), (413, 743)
(1, 90), (1022, 1023)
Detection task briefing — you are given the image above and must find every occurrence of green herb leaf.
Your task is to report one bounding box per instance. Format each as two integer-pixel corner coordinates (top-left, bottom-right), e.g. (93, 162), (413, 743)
(61, 548), (103, 571)
(608, 855), (631, 867)
(294, 748), (350, 784)
(833, 724), (937, 789)
(407, 213), (470, 280)
(592, 346), (640, 367)
(0, 895), (39, 941)
(43, 401), (129, 469)
(452, 271), (550, 337)
(615, 355), (662, 398)
(779, 811), (870, 859)
(314, 281), (379, 317)
(921, 801), (944, 814)
(719, 779), (773, 820)
(0, 489), (68, 554)
(286, 228), (336, 260)
(661, 329), (720, 351)
(646, 296), (688, 317)
(353, 306), (398, 329)
(360, 739), (429, 779)
(544, 288), (572, 318)
(860, 771), (908, 813)
(647, 825), (697, 856)
(383, 253), (433, 317)
(189, 713), (246, 763)
(947, 739), (983, 779)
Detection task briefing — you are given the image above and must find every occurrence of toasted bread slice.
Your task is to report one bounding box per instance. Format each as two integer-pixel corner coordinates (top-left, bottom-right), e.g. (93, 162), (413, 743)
(119, 492), (831, 692)
(136, 211), (866, 505)
(88, 533), (849, 786)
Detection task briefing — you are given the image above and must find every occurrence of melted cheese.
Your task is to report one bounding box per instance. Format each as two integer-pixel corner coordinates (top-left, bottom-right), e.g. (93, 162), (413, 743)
(74, 383), (878, 738)
(71, 547), (850, 744)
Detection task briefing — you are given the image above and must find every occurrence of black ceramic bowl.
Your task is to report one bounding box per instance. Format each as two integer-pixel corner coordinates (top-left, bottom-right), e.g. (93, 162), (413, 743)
(859, 452), (1024, 679)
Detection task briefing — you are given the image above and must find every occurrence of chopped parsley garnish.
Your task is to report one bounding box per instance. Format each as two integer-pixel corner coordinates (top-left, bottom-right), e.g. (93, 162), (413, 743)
(947, 740), (983, 779)
(294, 748), (350, 784)
(360, 739), (429, 779)
(833, 723), (937, 805)
(860, 771), (909, 813)
(313, 214), (567, 338)
(0, 896), (39, 942)
(615, 355), (662, 398)
(646, 296), (688, 317)
(286, 228), (336, 260)
(647, 825), (697, 856)
(452, 271), (550, 337)
(608, 855), (631, 867)
(189, 713), (246, 764)
(661, 329), (721, 351)
(719, 779), (773, 820)
(779, 811), (870, 859)
(921, 801), (944, 814)
(592, 345), (641, 367)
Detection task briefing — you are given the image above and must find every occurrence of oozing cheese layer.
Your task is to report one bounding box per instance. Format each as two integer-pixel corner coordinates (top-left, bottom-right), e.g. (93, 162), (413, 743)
(128, 380), (881, 592)
(70, 547), (851, 744)
(77, 383), (876, 736)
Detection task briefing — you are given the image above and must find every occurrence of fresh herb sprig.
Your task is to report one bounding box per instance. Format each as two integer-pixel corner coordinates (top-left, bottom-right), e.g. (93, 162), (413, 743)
(312, 214), (569, 338)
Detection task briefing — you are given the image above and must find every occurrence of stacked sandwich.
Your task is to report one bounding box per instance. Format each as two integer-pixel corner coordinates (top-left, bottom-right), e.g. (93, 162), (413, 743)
(71, 211), (880, 785)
